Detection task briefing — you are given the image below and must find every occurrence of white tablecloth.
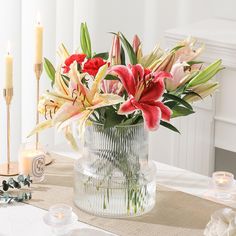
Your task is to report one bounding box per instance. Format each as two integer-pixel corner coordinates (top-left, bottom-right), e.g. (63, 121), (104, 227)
(0, 151), (235, 236)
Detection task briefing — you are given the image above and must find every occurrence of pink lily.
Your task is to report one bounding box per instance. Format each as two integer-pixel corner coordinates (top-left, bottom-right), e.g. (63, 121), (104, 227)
(29, 63), (124, 149)
(108, 64), (172, 130)
(165, 61), (189, 91)
(175, 37), (204, 62)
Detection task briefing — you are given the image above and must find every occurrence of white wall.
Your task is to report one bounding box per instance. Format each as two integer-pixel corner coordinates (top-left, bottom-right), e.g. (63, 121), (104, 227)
(21, 0), (57, 151)
(0, 0), (21, 163)
(1, 0), (236, 163)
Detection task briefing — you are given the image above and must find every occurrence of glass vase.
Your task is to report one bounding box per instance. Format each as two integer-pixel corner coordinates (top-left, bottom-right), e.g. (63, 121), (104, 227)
(74, 123), (156, 218)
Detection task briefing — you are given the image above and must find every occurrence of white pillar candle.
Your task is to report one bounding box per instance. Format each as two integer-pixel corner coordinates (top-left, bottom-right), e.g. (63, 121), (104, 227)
(35, 13), (43, 64)
(5, 42), (13, 89)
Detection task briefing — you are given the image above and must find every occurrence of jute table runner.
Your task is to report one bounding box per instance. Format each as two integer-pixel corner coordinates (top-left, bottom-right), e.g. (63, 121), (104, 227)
(7, 154), (233, 235)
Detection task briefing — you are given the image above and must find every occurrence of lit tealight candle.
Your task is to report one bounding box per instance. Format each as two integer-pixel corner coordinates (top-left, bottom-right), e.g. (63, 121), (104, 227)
(49, 204), (72, 225)
(212, 171), (234, 199)
(43, 204), (76, 235)
(35, 12), (43, 64)
(5, 41), (13, 89)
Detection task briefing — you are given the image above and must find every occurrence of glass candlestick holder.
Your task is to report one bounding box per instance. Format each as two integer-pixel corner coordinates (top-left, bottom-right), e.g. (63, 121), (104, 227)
(212, 171), (234, 200)
(18, 142), (46, 183)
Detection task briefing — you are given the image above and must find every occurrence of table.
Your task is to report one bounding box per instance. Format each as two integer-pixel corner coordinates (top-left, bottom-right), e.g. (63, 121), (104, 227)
(0, 151), (234, 236)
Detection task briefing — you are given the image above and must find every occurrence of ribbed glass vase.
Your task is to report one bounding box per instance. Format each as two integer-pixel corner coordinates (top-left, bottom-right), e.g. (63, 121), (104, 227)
(74, 123), (156, 218)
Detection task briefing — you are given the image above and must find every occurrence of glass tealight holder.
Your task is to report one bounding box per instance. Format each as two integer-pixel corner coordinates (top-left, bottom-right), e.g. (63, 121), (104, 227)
(43, 204), (77, 236)
(18, 142), (46, 183)
(212, 171), (234, 200)
(49, 204), (72, 225)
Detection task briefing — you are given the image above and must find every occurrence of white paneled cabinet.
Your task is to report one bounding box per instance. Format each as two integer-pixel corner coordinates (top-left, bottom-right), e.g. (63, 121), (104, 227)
(159, 18), (236, 175)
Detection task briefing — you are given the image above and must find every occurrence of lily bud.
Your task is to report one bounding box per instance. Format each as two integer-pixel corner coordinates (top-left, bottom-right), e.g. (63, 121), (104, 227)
(154, 52), (175, 73)
(165, 61), (189, 91)
(187, 59), (223, 88)
(109, 34), (121, 65)
(132, 34), (141, 55)
(183, 82), (219, 103)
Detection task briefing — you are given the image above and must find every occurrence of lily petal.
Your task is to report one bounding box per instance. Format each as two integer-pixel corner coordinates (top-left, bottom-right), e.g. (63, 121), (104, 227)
(63, 126), (79, 151)
(57, 113), (82, 131)
(129, 64), (144, 83)
(90, 63), (108, 98)
(148, 101), (172, 121)
(89, 93), (124, 110)
(140, 71), (171, 102)
(57, 43), (70, 61)
(53, 102), (82, 126)
(55, 65), (69, 95)
(139, 102), (161, 131)
(27, 120), (53, 138)
(77, 110), (93, 138)
(118, 99), (137, 115)
(70, 62), (90, 99)
(108, 65), (136, 96)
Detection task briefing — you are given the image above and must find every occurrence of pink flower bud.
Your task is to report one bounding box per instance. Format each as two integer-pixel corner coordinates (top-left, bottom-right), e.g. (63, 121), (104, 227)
(132, 34), (141, 55)
(109, 34), (121, 65)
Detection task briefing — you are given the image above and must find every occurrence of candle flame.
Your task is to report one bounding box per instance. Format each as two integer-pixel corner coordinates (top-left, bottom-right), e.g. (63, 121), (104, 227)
(54, 212), (65, 220)
(219, 179), (225, 184)
(7, 41), (11, 55)
(37, 11), (41, 25)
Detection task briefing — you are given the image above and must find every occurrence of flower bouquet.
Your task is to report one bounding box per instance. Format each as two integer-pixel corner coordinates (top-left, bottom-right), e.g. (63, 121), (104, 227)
(29, 23), (223, 217)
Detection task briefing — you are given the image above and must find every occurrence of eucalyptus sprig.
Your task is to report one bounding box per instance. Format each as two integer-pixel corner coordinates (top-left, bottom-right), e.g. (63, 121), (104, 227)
(0, 191), (32, 204)
(0, 175), (32, 204)
(1, 175), (32, 191)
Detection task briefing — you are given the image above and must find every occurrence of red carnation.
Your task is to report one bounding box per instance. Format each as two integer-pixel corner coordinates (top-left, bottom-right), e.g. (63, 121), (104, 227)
(82, 57), (106, 77)
(63, 54), (86, 73)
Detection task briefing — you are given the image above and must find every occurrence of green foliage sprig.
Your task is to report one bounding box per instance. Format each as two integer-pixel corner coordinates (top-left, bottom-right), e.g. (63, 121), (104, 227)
(0, 175), (32, 204)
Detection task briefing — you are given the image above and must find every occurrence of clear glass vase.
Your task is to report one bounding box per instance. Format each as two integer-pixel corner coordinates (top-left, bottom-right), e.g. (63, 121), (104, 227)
(74, 123), (156, 218)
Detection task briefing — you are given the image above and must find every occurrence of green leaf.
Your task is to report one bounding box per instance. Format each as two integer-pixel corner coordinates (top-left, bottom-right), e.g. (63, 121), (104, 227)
(80, 23), (86, 53)
(163, 93), (193, 110)
(160, 121), (180, 134)
(61, 74), (70, 81)
(104, 107), (124, 129)
(61, 74), (69, 87)
(187, 61), (204, 66)
(164, 101), (177, 109)
(120, 45), (126, 65)
(183, 90), (203, 100)
(171, 106), (195, 118)
(93, 52), (109, 60)
(121, 114), (143, 126)
(44, 58), (55, 85)
(120, 33), (137, 65)
(104, 74), (119, 80)
(187, 59), (223, 87)
(170, 45), (185, 53)
(84, 23), (92, 58)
